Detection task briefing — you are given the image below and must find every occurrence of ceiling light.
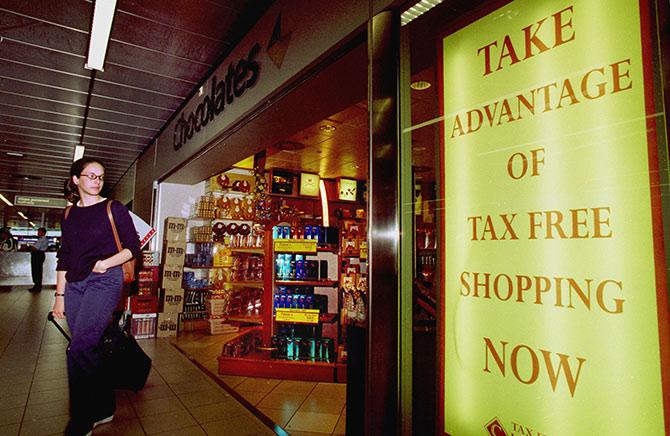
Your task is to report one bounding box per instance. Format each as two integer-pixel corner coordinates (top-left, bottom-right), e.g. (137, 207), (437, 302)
(401, 0), (445, 26)
(29, 221), (36, 227)
(18, 212), (28, 219)
(6, 152), (24, 157)
(410, 80), (432, 90)
(73, 145), (85, 161)
(0, 193), (13, 206)
(84, 0), (118, 71)
(319, 125), (336, 133)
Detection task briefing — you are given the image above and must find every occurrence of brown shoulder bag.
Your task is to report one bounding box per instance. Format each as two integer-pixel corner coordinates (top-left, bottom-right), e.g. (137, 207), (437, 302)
(107, 201), (137, 283)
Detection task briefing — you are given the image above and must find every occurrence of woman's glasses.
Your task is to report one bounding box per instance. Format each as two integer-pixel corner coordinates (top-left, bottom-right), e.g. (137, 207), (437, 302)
(81, 173), (105, 181)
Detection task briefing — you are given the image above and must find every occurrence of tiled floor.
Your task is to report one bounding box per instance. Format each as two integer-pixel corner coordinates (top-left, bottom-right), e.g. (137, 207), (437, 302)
(0, 284), (346, 435)
(171, 332), (347, 435)
(0, 285), (273, 435)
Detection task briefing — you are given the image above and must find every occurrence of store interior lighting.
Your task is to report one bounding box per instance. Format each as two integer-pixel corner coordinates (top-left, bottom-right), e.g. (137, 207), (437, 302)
(320, 180), (330, 227)
(401, 0), (444, 26)
(73, 145), (85, 161)
(17, 212), (28, 220)
(84, 0), (117, 71)
(0, 193), (13, 206)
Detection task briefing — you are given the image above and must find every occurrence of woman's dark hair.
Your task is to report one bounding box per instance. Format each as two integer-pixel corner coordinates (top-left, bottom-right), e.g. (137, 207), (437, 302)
(64, 157), (105, 203)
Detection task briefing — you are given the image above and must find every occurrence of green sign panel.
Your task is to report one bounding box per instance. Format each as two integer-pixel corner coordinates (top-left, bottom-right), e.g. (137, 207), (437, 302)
(14, 196), (68, 208)
(441, 0), (667, 434)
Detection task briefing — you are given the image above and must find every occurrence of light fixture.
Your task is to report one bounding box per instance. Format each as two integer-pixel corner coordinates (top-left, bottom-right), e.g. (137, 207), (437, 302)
(401, 0), (445, 26)
(0, 193), (13, 206)
(5, 152), (24, 157)
(73, 145), (85, 161)
(410, 80), (432, 90)
(29, 221), (36, 227)
(84, 0), (118, 71)
(319, 180), (329, 227)
(18, 212), (28, 220)
(319, 125), (336, 133)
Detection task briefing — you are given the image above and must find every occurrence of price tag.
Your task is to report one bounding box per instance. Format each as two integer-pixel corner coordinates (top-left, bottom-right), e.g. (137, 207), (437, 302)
(275, 308), (320, 324)
(273, 239), (317, 253)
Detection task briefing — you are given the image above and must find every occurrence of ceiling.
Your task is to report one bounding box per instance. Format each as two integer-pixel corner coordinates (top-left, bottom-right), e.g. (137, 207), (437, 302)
(0, 0), (273, 228)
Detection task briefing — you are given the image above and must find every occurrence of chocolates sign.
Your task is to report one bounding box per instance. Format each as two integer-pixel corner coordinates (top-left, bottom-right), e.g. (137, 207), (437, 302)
(440, 0), (668, 434)
(173, 43), (261, 151)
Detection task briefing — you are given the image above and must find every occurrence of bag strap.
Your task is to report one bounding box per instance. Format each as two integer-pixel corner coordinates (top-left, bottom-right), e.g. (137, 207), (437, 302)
(64, 205), (72, 220)
(107, 201), (123, 252)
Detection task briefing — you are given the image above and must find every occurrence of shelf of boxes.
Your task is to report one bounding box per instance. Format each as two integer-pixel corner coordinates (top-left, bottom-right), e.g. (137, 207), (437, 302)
(158, 217), (188, 337)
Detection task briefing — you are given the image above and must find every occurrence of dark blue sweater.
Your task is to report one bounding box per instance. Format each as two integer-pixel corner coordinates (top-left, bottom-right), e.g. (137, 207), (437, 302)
(57, 199), (141, 282)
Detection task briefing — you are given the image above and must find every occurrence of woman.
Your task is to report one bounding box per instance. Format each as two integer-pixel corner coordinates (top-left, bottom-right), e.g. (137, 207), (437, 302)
(52, 157), (141, 436)
(0, 227), (17, 251)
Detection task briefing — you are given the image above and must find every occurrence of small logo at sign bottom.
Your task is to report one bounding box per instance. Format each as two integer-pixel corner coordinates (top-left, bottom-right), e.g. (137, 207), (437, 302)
(485, 417), (509, 436)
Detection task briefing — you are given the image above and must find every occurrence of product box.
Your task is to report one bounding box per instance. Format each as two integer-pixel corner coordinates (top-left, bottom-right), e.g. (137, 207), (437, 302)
(136, 282), (159, 297)
(131, 313), (157, 339)
(142, 251), (160, 267)
(161, 265), (183, 291)
(208, 318), (239, 335)
(138, 266), (160, 283)
(164, 217), (187, 242)
(161, 288), (185, 313)
(130, 295), (159, 314)
(162, 241), (187, 267)
(156, 313), (179, 338)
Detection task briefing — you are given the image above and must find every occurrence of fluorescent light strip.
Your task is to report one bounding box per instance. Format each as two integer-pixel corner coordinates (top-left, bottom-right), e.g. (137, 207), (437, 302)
(319, 180), (330, 227)
(85, 0), (118, 71)
(73, 145), (85, 161)
(18, 212), (27, 219)
(29, 221), (36, 227)
(0, 193), (13, 206)
(6, 152), (24, 157)
(401, 0), (445, 26)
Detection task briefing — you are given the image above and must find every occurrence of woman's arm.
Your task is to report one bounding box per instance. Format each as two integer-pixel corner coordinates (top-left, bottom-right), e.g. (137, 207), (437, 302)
(52, 270), (67, 319)
(92, 248), (133, 273)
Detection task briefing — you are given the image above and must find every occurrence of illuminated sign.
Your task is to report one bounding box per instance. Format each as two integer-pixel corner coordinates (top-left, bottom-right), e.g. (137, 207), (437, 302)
(440, 0), (668, 434)
(299, 173), (320, 197)
(275, 308), (319, 324)
(273, 239), (317, 253)
(338, 178), (357, 201)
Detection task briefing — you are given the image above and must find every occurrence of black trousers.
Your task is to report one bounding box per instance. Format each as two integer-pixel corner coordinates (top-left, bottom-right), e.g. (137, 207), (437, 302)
(30, 251), (45, 288)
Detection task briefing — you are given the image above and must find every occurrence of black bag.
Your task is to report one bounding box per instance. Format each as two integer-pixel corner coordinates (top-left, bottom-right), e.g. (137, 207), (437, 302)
(47, 312), (152, 392)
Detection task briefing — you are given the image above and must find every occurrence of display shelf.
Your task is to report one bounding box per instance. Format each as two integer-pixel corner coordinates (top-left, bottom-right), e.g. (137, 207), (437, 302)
(184, 265), (214, 269)
(317, 246), (339, 253)
(188, 216), (254, 222)
(218, 352), (342, 382)
(225, 315), (263, 325)
(275, 279), (338, 287)
(183, 287), (213, 292)
(273, 239), (318, 253)
(273, 312), (338, 324)
(230, 247), (264, 254)
(227, 281), (264, 288)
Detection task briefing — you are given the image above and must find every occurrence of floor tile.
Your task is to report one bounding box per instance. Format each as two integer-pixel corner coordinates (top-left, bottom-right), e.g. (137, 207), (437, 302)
(188, 399), (248, 424)
(257, 392), (307, 413)
(201, 414), (273, 436)
(270, 380), (316, 396)
(235, 378), (281, 394)
(217, 375), (246, 388)
(0, 394), (27, 411)
(29, 377), (68, 393)
(297, 394), (345, 415)
(23, 400), (69, 421)
(333, 413), (346, 435)
(127, 384), (174, 403)
(178, 389), (229, 409)
(93, 417), (146, 436)
(0, 407), (23, 426)
(235, 390), (268, 406)
(0, 423), (19, 436)
(310, 383), (346, 400)
(133, 395), (185, 418)
(285, 411), (339, 433)
(139, 409), (198, 434)
(154, 425), (207, 435)
(26, 387), (68, 405)
(257, 406), (295, 428)
(19, 413), (70, 436)
(168, 379), (214, 395)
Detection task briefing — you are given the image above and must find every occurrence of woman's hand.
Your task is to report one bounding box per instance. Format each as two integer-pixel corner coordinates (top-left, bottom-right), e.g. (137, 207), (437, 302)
(52, 296), (65, 319)
(93, 260), (108, 273)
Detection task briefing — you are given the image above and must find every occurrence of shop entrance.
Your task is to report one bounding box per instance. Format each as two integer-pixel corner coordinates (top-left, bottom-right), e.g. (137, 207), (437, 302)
(152, 39), (369, 435)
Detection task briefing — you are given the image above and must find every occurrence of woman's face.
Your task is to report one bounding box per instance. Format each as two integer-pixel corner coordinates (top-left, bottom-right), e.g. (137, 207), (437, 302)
(73, 162), (105, 198)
